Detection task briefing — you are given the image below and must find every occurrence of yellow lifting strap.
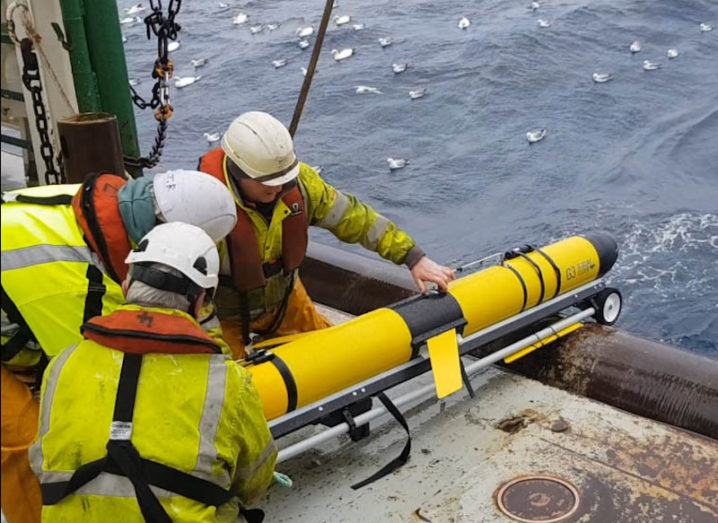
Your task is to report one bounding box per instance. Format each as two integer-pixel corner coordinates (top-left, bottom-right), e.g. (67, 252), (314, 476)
(427, 329), (463, 399)
(503, 322), (583, 364)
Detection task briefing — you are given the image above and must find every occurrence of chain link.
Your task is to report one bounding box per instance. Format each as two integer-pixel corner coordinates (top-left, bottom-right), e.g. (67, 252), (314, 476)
(124, 0), (182, 170)
(19, 38), (65, 185)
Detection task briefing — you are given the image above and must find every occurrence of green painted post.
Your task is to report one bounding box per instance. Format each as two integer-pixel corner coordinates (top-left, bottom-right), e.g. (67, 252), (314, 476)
(58, 0), (101, 112)
(59, 0), (141, 174)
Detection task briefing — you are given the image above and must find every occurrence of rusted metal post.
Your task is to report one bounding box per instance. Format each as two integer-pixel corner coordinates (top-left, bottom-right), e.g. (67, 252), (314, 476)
(57, 112), (125, 182)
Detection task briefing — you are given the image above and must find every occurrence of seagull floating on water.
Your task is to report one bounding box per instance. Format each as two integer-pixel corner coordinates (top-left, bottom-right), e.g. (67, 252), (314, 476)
(666, 48), (679, 59)
(298, 39), (310, 49)
(409, 88), (426, 100)
(537, 19), (551, 28)
(387, 158), (409, 170)
(458, 16), (470, 30)
(232, 13), (248, 25)
(272, 59), (288, 69)
(119, 16), (137, 25)
(592, 72), (613, 83)
(355, 85), (382, 94)
(630, 41), (641, 53)
(126, 3), (145, 15)
(267, 23), (280, 31)
(331, 48), (354, 61)
(699, 23), (713, 32)
(167, 41), (180, 52)
(531, 1), (540, 11)
(218, 2), (229, 9)
(392, 62), (408, 74)
(353, 23), (365, 31)
(128, 78), (141, 87)
(122, 35), (128, 43)
(642, 60), (660, 71)
(191, 58), (208, 68)
(378, 37), (393, 48)
(334, 15), (351, 26)
(526, 129), (547, 144)
(203, 132), (220, 144)
(249, 24), (263, 34)
(175, 75), (201, 88)
(297, 26), (314, 38)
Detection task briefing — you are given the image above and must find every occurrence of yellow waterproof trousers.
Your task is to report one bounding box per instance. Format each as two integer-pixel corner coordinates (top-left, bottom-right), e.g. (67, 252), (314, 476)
(1, 365), (41, 523)
(221, 278), (331, 360)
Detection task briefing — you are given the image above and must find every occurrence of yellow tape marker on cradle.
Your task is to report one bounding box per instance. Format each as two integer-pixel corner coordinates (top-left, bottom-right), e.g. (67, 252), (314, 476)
(427, 329), (463, 399)
(503, 323), (583, 364)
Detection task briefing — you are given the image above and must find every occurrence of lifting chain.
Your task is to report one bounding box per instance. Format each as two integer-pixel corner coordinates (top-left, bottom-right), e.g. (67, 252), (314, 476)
(124, 0), (182, 170)
(18, 38), (65, 185)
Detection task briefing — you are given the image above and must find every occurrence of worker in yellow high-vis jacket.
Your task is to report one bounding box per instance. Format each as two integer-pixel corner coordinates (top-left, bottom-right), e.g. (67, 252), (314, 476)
(31, 223), (275, 522)
(1, 171), (237, 523)
(199, 111), (455, 357)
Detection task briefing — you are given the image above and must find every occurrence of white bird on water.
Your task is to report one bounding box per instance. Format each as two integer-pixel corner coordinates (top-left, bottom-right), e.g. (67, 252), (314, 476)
(331, 48), (354, 61)
(298, 39), (310, 49)
(699, 23), (713, 32)
(174, 75), (201, 88)
(526, 129), (547, 144)
(122, 35), (128, 43)
(642, 60), (660, 71)
(630, 41), (641, 53)
(218, 2), (229, 10)
(667, 48), (679, 59)
(392, 62), (408, 74)
(167, 41), (180, 52)
(409, 88), (426, 100)
(191, 58), (208, 68)
(128, 78), (141, 87)
(458, 16), (470, 30)
(203, 132), (220, 144)
(119, 16), (137, 25)
(531, 1), (540, 11)
(355, 85), (382, 94)
(592, 72), (613, 83)
(378, 37), (393, 48)
(272, 59), (288, 69)
(537, 19), (551, 28)
(126, 3), (145, 15)
(297, 26), (314, 38)
(267, 23), (280, 31)
(334, 15), (351, 26)
(353, 23), (365, 31)
(387, 158), (409, 171)
(249, 24), (263, 34)
(232, 12), (248, 25)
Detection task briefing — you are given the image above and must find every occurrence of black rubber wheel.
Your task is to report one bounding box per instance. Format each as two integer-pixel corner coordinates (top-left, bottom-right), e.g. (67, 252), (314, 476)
(593, 288), (622, 325)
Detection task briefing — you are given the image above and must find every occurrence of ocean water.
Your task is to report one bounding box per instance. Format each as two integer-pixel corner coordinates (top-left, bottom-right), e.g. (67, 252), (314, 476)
(120, 0), (718, 354)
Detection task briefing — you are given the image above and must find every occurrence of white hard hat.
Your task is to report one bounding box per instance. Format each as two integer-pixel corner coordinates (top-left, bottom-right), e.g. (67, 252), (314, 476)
(221, 111), (300, 187)
(125, 222), (220, 293)
(153, 170), (237, 241)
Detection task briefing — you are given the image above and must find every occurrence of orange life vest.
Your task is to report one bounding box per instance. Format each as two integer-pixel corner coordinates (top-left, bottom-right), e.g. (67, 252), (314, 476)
(82, 308), (221, 356)
(198, 148), (308, 291)
(72, 173), (133, 283)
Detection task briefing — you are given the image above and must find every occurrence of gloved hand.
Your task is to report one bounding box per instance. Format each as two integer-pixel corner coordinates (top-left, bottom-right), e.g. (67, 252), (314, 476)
(410, 256), (455, 293)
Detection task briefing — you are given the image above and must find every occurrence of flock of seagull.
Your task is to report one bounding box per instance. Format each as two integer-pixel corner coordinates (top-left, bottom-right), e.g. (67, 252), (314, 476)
(121, 1), (715, 168)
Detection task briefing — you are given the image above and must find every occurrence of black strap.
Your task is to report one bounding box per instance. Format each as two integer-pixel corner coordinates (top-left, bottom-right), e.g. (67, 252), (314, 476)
(1, 286), (38, 362)
(502, 263), (528, 312)
(80, 173), (122, 283)
(240, 508), (266, 523)
(460, 359), (475, 399)
(131, 264), (200, 298)
(271, 356), (298, 412)
(239, 291), (252, 346)
(113, 353), (142, 422)
(512, 252), (545, 305)
(532, 247), (562, 298)
(351, 393), (411, 489)
(1, 192), (73, 206)
(83, 265), (106, 323)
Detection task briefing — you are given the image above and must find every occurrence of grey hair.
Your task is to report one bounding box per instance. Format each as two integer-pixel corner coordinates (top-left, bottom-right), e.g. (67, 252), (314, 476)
(125, 263), (191, 312)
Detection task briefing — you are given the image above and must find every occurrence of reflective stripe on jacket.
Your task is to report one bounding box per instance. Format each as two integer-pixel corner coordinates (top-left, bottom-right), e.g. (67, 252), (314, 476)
(1, 184), (125, 360)
(199, 149), (421, 319)
(30, 304), (276, 522)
